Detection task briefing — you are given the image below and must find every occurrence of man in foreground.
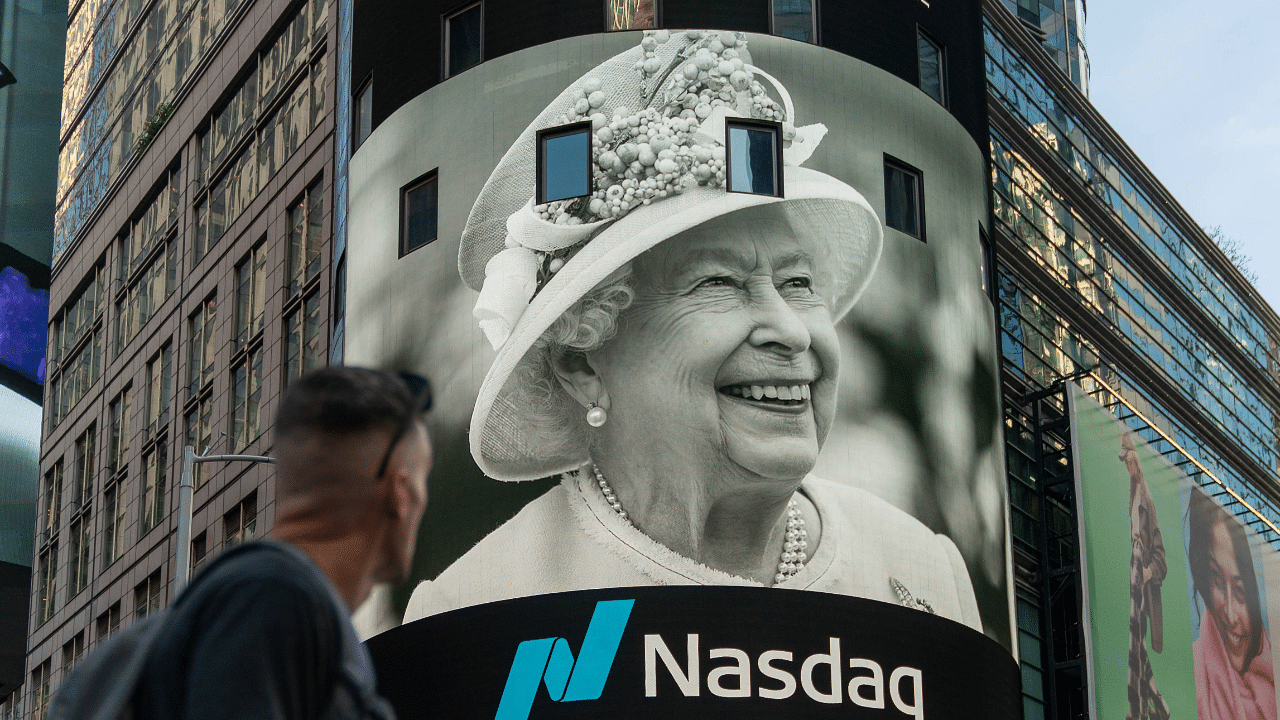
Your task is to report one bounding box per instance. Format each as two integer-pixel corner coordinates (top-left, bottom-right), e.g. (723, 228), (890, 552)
(134, 367), (432, 719)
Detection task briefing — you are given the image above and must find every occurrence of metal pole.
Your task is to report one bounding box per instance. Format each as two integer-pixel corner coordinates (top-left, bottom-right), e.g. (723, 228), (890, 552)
(175, 445), (195, 594)
(173, 450), (274, 596)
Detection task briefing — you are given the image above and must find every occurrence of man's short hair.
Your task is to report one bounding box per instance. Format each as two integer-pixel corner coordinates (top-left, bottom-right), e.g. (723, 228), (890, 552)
(276, 366), (419, 441)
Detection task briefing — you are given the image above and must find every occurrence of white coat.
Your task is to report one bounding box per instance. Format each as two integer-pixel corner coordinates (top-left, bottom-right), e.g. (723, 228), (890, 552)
(405, 472), (983, 632)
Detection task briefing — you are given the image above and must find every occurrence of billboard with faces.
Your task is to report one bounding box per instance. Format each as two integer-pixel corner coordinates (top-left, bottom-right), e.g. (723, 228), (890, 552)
(1071, 383), (1280, 720)
(347, 29), (1017, 719)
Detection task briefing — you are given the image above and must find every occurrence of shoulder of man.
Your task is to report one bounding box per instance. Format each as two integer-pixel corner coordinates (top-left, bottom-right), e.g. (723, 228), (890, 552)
(132, 540), (368, 720)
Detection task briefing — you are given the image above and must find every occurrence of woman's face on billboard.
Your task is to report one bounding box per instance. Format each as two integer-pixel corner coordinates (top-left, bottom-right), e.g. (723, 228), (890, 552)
(1208, 517), (1253, 673)
(590, 210), (840, 480)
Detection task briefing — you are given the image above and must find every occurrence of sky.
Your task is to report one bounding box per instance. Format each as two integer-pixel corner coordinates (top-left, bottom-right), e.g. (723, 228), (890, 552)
(1084, 0), (1280, 313)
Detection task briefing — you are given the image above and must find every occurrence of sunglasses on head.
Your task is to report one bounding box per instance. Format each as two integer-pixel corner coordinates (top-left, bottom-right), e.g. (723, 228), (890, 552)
(375, 371), (433, 478)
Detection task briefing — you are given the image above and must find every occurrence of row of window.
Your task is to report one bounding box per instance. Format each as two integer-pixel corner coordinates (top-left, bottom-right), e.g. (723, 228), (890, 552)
(393, 150), (925, 270)
(985, 24), (1271, 368)
(529, 115), (928, 240)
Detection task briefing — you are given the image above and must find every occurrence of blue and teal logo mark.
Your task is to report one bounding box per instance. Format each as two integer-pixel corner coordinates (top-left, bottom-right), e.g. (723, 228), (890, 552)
(495, 599), (635, 720)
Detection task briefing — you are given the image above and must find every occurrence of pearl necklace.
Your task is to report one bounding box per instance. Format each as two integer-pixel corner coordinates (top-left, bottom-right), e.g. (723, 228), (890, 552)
(590, 464), (809, 586)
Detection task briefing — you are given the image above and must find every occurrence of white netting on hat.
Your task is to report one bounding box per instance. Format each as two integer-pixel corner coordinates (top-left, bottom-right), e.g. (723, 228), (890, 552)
(460, 29), (777, 292)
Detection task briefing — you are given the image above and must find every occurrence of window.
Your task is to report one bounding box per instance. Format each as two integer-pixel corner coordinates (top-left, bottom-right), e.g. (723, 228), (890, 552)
(119, 169), (181, 282)
(725, 119), (783, 197)
(36, 542), (56, 624)
(40, 462), (62, 543)
(103, 476), (128, 567)
(188, 294), (217, 394)
(105, 388), (131, 568)
(108, 388), (132, 477)
(67, 515), (91, 598)
(884, 156), (924, 240)
(354, 76), (372, 150)
(71, 425), (95, 512)
(116, 240), (177, 355)
(47, 263), (105, 429)
(145, 345), (173, 440)
(184, 397), (214, 489)
(231, 348), (264, 450)
(134, 571), (163, 621)
(333, 255), (346, 334)
(400, 171), (438, 255)
(606, 0), (655, 30)
(224, 492), (258, 549)
(140, 443), (168, 535)
(285, 293), (324, 386)
(95, 602), (121, 643)
(191, 532), (208, 576)
(61, 633), (85, 679)
(771, 0), (815, 43)
(29, 660), (50, 720)
(1, 690), (21, 719)
(917, 28), (946, 106)
(235, 243), (268, 349)
(444, 2), (482, 78)
(288, 181), (324, 296)
(980, 228), (993, 298)
(537, 122), (592, 204)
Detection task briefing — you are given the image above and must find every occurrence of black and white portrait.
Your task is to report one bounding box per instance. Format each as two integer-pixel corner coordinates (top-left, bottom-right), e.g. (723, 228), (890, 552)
(346, 30), (1010, 648)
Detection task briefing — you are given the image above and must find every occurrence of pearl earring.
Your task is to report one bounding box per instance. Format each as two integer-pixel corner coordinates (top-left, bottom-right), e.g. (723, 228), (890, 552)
(586, 402), (608, 427)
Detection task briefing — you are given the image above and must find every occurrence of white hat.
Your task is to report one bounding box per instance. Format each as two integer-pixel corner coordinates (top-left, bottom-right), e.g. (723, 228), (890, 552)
(459, 30), (884, 481)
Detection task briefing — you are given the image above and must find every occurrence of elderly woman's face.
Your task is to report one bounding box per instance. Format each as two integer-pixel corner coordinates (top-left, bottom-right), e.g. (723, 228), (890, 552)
(592, 209), (839, 480)
(1207, 518), (1253, 674)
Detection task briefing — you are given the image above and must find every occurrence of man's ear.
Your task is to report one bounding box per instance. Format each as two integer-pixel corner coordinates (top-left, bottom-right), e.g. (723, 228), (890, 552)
(548, 350), (610, 412)
(384, 465), (414, 520)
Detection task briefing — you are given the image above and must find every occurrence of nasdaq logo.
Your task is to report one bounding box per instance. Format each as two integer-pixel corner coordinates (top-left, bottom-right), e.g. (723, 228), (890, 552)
(494, 599), (635, 720)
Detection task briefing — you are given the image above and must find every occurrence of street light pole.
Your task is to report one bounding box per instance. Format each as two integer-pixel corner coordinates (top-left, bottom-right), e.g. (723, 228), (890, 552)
(174, 445), (276, 594)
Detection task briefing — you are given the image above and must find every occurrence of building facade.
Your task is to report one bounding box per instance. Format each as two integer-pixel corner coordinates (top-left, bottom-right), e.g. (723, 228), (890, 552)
(985, 2), (1280, 718)
(13, 0), (338, 715)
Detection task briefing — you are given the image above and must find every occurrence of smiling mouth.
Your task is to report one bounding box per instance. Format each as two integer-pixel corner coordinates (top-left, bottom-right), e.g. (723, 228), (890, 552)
(719, 383), (812, 405)
(1225, 626), (1247, 648)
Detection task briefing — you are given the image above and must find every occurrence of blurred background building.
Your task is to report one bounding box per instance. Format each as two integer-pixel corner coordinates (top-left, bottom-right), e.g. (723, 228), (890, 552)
(8, 0), (1280, 718)
(0, 0), (61, 707)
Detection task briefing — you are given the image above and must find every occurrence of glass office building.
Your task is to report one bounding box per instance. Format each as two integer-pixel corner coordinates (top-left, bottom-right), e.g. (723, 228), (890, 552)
(985, 1), (1280, 718)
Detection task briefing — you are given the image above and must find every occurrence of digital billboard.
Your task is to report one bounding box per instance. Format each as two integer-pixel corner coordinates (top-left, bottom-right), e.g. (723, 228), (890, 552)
(1071, 383), (1280, 720)
(348, 29), (1016, 717)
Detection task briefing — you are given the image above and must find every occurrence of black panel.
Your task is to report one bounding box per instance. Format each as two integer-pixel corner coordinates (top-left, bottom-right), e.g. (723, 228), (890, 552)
(0, 561), (31, 697)
(369, 586), (1021, 720)
(820, 0), (987, 146)
(484, 0), (603, 67)
(662, 0), (769, 33)
(353, 0), (987, 145)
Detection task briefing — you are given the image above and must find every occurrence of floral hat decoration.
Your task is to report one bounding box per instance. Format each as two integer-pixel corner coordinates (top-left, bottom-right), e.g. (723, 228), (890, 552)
(461, 30), (885, 481)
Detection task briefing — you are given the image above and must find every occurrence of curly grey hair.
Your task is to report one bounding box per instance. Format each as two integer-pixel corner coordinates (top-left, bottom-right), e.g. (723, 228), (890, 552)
(504, 264), (635, 463)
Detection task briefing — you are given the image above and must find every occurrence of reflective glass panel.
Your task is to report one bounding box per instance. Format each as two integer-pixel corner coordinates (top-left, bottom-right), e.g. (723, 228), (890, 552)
(446, 4), (482, 78)
(727, 124), (778, 196)
(772, 0), (814, 42)
(540, 129), (590, 203)
(403, 174), (438, 254)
